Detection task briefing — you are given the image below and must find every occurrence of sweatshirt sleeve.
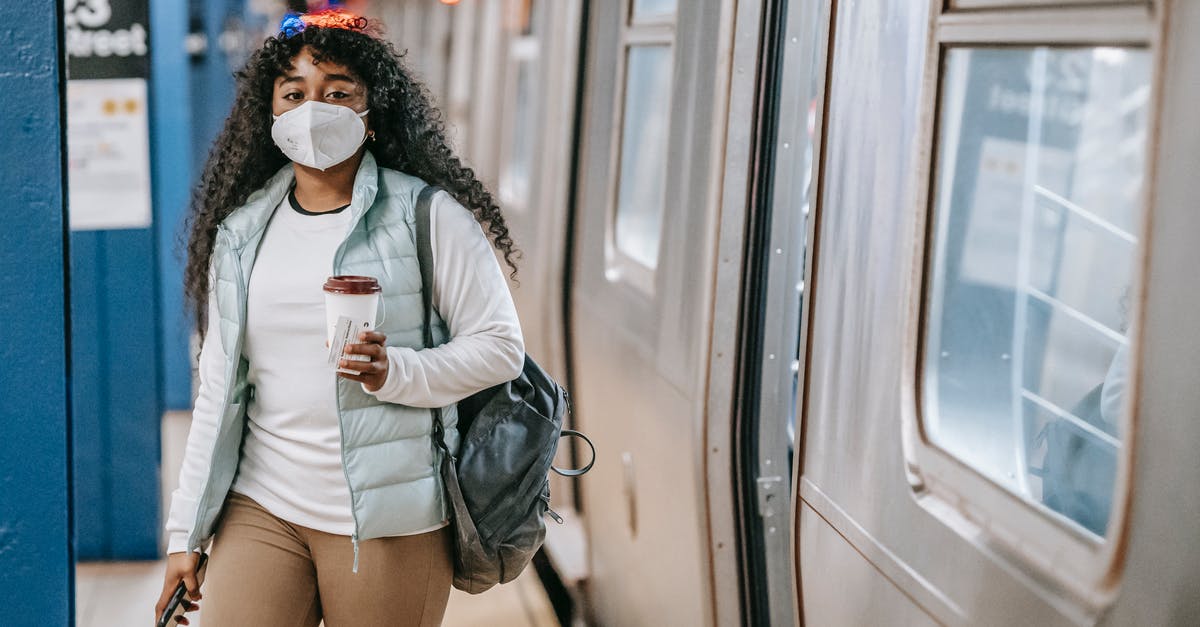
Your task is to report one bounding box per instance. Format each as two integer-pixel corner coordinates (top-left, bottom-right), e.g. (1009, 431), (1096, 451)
(361, 190), (524, 407)
(164, 274), (228, 554)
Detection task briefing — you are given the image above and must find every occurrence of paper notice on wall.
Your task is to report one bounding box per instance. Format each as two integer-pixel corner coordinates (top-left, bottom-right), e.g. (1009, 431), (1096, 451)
(67, 78), (152, 231)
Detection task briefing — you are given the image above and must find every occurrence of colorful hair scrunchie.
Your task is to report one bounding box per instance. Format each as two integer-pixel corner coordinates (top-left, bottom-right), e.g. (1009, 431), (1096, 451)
(279, 8), (371, 38)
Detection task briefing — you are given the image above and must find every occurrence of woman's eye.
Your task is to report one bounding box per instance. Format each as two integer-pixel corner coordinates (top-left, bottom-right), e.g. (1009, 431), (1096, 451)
(283, 92), (303, 101)
(327, 91), (349, 99)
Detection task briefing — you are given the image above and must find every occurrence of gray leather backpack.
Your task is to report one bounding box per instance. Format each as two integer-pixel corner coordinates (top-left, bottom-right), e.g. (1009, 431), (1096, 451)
(415, 185), (595, 593)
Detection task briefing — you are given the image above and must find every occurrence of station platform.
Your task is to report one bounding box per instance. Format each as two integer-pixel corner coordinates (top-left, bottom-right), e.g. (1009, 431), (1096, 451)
(72, 411), (558, 627)
(75, 560), (554, 626)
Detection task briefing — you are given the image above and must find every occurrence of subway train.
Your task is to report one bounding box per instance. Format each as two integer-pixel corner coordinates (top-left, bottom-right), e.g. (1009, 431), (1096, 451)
(345, 0), (1200, 625)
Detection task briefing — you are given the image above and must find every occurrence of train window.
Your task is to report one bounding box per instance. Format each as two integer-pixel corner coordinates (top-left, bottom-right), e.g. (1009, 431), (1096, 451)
(613, 44), (673, 269)
(502, 60), (537, 208)
(948, 0), (1141, 8)
(921, 46), (1150, 538)
(498, 1), (541, 210)
(631, 0), (676, 23)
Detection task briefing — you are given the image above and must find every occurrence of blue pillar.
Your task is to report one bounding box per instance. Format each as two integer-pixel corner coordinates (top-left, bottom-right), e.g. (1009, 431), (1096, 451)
(192, 0), (243, 173)
(0, 1), (72, 625)
(153, 0), (195, 412)
(67, 0), (163, 560)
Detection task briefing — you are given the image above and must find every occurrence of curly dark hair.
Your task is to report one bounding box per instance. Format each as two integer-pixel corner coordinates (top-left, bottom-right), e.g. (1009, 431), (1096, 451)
(179, 17), (519, 338)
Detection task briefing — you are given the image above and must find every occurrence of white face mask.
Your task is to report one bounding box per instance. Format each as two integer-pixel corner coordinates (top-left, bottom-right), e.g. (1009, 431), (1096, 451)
(270, 100), (370, 171)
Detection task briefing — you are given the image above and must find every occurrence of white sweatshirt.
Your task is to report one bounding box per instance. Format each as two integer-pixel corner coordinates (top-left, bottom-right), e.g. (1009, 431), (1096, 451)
(165, 189), (524, 554)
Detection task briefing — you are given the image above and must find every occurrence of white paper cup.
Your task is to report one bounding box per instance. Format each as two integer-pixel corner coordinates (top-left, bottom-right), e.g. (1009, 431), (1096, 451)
(323, 275), (383, 346)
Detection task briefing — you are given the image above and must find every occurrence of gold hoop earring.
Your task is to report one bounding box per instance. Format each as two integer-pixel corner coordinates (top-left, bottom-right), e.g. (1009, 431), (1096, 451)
(367, 130), (376, 142)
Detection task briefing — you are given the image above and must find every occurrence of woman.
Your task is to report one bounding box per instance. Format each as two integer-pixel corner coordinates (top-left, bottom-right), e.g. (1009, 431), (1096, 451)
(154, 10), (524, 626)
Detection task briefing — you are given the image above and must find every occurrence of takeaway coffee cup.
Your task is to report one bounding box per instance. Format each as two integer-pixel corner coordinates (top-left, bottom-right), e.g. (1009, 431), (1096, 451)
(323, 275), (383, 346)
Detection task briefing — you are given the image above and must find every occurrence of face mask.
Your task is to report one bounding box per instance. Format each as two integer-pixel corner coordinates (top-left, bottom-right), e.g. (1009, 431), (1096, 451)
(270, 100), (370, 171)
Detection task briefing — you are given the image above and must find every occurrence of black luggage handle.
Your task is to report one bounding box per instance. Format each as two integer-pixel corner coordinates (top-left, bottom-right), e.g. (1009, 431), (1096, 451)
(551, 429), (595, 477)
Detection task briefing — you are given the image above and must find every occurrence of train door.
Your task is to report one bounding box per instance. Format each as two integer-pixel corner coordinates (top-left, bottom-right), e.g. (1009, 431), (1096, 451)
(568, 0), (743, 623)
(732, 0), (832, 624)
(483, 0), (589, 595)
(791, 1), (1189, 624)
(491, 0), (582, 389)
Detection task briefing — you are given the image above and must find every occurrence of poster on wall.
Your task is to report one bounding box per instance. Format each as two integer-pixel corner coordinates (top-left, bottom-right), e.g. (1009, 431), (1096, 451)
(64, 0), (153, 231)
(66, 78), (152, 230)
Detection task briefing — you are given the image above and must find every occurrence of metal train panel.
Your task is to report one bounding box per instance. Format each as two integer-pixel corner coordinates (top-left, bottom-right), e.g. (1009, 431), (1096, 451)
(363, 1), (1200, 624)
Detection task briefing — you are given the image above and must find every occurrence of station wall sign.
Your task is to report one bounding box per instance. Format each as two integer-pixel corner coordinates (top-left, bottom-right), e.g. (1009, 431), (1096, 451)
(65, 0), (153, 231)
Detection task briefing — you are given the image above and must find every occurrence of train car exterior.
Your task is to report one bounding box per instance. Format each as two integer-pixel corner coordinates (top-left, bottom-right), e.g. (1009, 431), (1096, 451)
(800, 1), (1200, 625)
(366, 0), (1199, 624)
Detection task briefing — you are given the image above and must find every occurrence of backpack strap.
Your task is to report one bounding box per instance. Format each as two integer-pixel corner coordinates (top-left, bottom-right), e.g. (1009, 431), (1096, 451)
(415, 185), (440, 349)
(552, 430), (596, 477)
(414, 185), (452, 455)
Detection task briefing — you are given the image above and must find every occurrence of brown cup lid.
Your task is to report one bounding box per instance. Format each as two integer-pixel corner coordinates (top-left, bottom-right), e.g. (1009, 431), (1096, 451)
(323, 275), (381, 294)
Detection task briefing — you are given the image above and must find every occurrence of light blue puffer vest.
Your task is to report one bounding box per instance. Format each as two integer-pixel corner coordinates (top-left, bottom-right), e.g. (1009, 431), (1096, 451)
(186, 151), (460, 569)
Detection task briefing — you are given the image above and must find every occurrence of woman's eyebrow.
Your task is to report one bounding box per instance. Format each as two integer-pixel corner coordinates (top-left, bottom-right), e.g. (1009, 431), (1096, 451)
(274, 73), (358, 87)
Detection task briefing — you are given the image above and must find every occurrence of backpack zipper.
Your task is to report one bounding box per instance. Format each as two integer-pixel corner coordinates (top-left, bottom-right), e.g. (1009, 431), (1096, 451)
(542, 494), (564, 524)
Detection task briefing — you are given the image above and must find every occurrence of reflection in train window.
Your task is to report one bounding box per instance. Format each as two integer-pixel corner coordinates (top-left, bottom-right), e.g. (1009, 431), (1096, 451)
(614, 45), (672, 269)
(499, 1), (540, 209)
(948, 0), (1138, 9)
(503, 61), (537, 207)
(631, 0), (676, 22)
(922, 46), (1150, 537)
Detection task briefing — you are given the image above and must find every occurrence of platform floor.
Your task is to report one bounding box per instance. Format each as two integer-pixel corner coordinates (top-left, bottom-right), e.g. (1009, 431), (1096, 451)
(75, 559), (556, 626)
(74, 411), (558, 627)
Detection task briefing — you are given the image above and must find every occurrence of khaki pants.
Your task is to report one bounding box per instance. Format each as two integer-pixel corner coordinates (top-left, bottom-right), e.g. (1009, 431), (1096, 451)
(202, 491), (453, 626)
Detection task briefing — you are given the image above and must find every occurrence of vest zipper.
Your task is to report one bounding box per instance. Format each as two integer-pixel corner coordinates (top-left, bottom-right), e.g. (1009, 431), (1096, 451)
(189, 226), (246, 552)
(352, 533), (360, 573)
(332, 235), (363, 574)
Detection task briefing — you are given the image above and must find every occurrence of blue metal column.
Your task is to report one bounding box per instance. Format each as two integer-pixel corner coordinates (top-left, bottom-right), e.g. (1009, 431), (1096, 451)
(191, 0), (244, 173)
(68, 229), (162, 559)
(153, 0), (195, 413)
(0, 1), (73, 624)
(68, 0), (164, 560)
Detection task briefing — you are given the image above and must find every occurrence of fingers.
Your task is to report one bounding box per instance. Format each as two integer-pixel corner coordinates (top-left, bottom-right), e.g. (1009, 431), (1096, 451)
(155, 580), (175, 618)
(356, 330), (387, 344)
(342, 341), (386, 358)
(156, 567), (186, 617)
(183, 570), (202, 601)
(340, 342), (386, 377)
(336, 352), (387, 392)
(339, 368), (385, 393)
(339, 353), (381, 372)
(337, 369), (365, 383)
(155, 579), (200, 623)
(157, 552), (205, 622)
(337, 333), (387, 386)
(337, 362), (381, 383)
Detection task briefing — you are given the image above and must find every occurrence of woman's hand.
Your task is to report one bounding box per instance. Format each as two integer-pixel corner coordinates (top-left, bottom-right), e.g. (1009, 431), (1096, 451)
(155, 551), (202, 625)
(338, 330), (389, 392)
